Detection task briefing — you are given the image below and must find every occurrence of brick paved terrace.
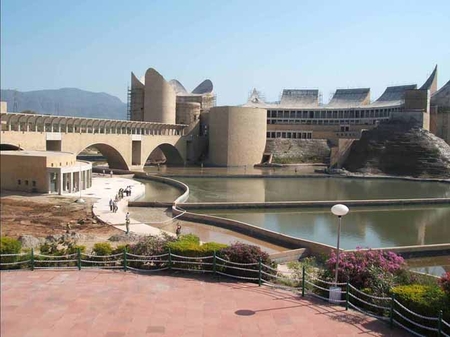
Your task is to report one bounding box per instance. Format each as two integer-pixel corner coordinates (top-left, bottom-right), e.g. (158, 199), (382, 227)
(1, 270), (407, 337)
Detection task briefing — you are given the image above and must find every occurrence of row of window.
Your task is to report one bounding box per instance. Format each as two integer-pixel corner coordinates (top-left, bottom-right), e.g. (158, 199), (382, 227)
(267, 109), (396, 119)
(267, 131), (313, 139)
(268, 119), (379, 125)
(50, 161), (75, 167)
(18, 179), (36, 187)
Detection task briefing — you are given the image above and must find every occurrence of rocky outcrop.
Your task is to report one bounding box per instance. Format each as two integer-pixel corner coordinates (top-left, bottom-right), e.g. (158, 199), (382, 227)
(343, 121), (450, 178)
(265, 139), (331, 164)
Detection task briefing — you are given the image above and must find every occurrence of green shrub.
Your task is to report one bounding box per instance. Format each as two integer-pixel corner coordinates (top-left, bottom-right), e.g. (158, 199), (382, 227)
(67, 245), (86, 255)
(0, 237), (22, 269)
(113, 244), (128, 254)
(0, 236), (22, 254)
(166, 235), (227, 271)
(200, 242), (228, 254)
(92, 242), (113, 256)
(178, 234), (200, 245)
(392, 284), (450, 333)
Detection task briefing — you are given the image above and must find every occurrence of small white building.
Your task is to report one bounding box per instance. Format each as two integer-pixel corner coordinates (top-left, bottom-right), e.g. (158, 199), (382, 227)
(0, 150), (92, 195)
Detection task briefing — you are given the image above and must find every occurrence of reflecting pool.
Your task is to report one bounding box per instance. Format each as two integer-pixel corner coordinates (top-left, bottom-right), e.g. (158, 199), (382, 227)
(195, 206), (450, 249)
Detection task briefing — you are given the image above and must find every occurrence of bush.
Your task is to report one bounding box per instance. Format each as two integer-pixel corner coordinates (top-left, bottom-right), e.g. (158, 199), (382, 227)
(218, 243), (276, 281)
(1, 236), (22, 254)
(92, 242), (113, 256)
(286, 257), (319, 287)
(113, 244), (128, 254)
(440, 272), (450, 295)
(127, 234), (176, 270)
(324, 248), (405, 290)
(0, 237), (22, 269)
(67, 245), (86, 255)
(392, 284), (450, 332)
(128, 234), (175, 256)
(199, 242), (228, 255)
(166, 235), (227, 271)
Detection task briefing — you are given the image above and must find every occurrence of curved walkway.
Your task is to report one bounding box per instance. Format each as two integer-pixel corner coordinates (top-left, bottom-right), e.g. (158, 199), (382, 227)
(1, 270), (406, 337)
(68, 173), (174, 236)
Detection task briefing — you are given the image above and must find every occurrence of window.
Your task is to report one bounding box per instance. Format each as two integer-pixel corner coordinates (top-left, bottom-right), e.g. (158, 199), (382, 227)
(18, 179), (21, 185)
(32, 181), (36, 187)
(25, 180), (29, 186)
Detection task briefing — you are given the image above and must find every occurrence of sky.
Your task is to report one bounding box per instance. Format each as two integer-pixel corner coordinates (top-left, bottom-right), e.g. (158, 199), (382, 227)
(1, 0), (449, 105)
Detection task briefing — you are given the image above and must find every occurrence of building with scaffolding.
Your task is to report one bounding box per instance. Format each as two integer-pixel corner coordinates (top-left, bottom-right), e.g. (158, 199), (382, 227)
(128, 68), (216, 125)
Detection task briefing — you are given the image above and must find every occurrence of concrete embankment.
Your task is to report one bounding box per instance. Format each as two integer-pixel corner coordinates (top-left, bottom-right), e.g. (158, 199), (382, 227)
(120, 171), (450, 259)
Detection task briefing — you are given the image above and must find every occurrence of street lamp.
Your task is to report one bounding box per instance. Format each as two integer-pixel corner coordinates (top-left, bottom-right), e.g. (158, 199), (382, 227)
(331, 204), (349, 285)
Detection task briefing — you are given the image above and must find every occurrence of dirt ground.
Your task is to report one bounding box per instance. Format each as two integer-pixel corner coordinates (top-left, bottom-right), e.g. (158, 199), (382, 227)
(0, 191), (122, 244)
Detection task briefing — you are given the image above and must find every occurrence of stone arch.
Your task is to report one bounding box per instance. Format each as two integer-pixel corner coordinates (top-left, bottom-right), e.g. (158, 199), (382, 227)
(0, 143), (22, 150)
(77, 143), (129, 170)
(144, 143), (184, 166)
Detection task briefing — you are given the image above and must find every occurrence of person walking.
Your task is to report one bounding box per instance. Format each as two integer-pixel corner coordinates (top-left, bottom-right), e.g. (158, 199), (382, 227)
(176, 224), (182, 238)
(109, 198), (113, 212)
(113, 201), (118, 213)
(125, 212), (130, 234)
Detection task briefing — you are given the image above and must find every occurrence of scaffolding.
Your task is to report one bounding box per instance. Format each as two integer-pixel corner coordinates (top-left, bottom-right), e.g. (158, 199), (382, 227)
(127, 86), (144, 121)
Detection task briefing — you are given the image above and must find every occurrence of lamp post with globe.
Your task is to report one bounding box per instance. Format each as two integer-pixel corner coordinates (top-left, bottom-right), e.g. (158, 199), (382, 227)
(331, 204), (349, 285)
(329, 204), (349, 303)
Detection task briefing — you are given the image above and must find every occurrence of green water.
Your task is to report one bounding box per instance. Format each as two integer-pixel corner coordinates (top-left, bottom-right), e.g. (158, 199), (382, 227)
(195, 206), (450, 249)
(177, 177), (450, 202)
(135, 177), (450, 249)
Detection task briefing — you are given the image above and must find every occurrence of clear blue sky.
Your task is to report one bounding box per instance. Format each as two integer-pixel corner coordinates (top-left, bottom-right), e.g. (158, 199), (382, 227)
(1, 0), (449, 105)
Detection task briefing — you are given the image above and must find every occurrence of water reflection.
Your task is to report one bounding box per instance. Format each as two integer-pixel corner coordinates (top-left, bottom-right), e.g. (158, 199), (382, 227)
(197, 206), (450, 249)
(179, 178), (450, 202)
(143, 165), (321, 176)
(134, 179), (181, 202)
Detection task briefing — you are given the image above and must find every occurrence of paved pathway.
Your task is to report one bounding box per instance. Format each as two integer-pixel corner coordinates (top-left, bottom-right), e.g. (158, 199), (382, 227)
(1, 270), (407, 337)
(68, 174), (175, 237)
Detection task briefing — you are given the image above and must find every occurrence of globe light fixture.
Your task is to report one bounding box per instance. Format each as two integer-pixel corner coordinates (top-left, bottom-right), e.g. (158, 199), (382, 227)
(331, 204), (349, 286)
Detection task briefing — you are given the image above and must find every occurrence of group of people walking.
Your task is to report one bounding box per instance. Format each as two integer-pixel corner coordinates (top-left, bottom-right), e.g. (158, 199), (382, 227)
(108, 186), (134, 234)
(109, 186), (133, 213)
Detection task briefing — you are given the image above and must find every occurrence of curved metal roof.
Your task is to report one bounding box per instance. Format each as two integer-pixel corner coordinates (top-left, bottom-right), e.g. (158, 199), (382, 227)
(192, 79), (213, 94)
(327, 88), (370, 107)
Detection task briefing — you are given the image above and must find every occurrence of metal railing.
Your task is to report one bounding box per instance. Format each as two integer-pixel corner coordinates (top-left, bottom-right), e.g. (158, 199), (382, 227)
(1, 251), (448, 336)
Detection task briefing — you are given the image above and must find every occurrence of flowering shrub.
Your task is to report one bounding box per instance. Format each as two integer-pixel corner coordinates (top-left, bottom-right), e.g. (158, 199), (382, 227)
(324, 248), (405, 289)
(218, 243), (276, 280)
(439, 272), (450, 295)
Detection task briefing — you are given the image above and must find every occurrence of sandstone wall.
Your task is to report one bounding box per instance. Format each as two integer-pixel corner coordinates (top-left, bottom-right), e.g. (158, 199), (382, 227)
(209, 106), (266, 166)
(265, 139), (331, 164)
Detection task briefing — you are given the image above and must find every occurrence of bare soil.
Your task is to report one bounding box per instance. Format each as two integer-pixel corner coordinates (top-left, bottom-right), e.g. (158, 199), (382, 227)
(0, 192), (122, 242)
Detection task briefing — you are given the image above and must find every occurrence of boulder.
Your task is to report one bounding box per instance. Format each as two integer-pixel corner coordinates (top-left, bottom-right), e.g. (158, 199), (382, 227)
(343, 121), (450, 178)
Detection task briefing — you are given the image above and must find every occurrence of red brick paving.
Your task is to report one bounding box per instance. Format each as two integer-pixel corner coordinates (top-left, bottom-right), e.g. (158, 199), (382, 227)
(1, 270), (407, 337)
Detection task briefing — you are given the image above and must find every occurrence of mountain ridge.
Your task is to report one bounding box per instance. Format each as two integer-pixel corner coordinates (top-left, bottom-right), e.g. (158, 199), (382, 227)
(0, 88), (127, 120)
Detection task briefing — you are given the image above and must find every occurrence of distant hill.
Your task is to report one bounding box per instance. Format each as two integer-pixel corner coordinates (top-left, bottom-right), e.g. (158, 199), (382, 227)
(0, 88), (127, 120)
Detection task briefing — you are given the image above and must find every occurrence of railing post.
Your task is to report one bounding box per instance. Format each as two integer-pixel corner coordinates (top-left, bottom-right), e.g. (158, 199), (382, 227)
(30, 248), (34, 271)
(213, 251), (216, 275)
(168, 248), (172, 271)
(301, 265), (305, 297)
(77, 248), (81, 270)
(345, 281), (349, 311)
(390, 294), (395, 329)
(258, 257), (262, 286)
(438, 310), (442, 337)
(123, 248), (127, 272)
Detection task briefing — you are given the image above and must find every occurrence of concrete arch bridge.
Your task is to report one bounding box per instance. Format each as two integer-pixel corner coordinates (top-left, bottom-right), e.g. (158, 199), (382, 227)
(1, 113), (189, 170)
